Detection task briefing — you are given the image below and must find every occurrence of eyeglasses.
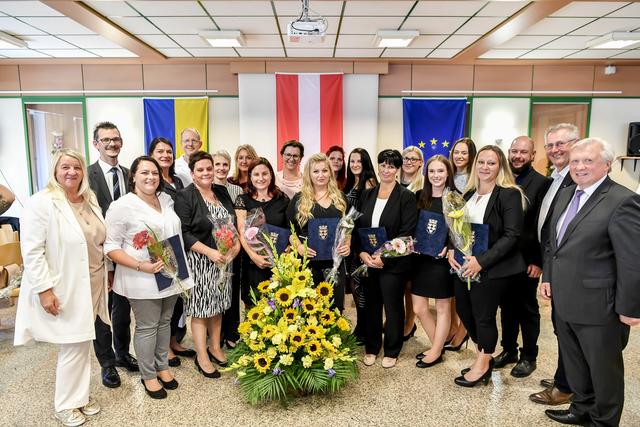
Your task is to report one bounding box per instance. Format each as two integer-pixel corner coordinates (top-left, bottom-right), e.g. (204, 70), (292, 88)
(98, 137), (122, 145)
(403, 157), (421, 164)
(283, 153), (301, 160)
(543, 138), (577, 150)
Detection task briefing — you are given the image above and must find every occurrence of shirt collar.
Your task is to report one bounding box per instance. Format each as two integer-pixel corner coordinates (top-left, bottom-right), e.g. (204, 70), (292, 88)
(98, 158), (120, 174)
(551, 165), (570, 180)
(577, 175), (607, 198)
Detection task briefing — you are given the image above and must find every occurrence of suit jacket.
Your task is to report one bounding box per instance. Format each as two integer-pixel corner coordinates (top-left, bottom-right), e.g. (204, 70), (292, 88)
(464, 186), (526, 279)
(539, 172), (574, 255)
(162, 176), (184, 202)
(542, 177), (640, 325)
(174, 183), (235, 251)
(516, 167), (551, 267)
(88, 161), (130, 217)
(355, 183), (418, 274)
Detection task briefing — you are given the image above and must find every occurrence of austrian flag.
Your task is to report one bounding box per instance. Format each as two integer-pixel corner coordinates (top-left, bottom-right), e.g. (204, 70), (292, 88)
(276, 73), (343, 169)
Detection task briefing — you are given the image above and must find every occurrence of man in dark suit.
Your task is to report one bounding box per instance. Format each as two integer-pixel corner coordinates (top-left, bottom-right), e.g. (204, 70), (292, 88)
(541, 137), (640, 426)
(88, 121), (138, 388)
(530, 123), (579, 405)
(494, 136), (550, 377)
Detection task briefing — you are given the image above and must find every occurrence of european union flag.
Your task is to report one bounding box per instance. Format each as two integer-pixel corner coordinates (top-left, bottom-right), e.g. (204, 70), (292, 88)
(403, 98), (467, 161)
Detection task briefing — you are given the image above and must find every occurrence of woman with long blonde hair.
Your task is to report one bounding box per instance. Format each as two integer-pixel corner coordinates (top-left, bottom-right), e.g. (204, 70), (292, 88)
(286, 153), (350, 311)
(229, 144), (258, 191)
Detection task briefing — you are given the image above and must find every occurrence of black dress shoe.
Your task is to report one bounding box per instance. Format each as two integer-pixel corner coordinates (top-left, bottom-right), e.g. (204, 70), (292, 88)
(101, 367), (121, 388)
(443, 334), (469, 352)
(416, 351), (427, 360)
(511, 359), (536, 378)
(207, 348), (228, 367)
(545, 409), (590, 425)
(461, 367), (470, 375)
(493, 350), (518, 369)
(416, 354), (443, 368)
(115, 354), (139, 372)
(403, 324), (417, 342)
(168, 356), (181, 367)
(173, 348), (196, 358)
(157, 376), (179, 390)
(454, 359), (494, 387)
(195, 358), (221, 379)
(141, 379), (167, 399)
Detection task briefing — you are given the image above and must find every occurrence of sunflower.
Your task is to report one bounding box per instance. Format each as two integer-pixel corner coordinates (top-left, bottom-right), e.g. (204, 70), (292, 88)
(283, 308), (298, 323)
(336, 317), (350, 331)
(238, 321), (252, 335)
(316, 282), (333, 300)
(289, 331), (306, 347)
(319, 309), (335, 326)
(248, 340), (265, 351)
(305, 340), (323, 358)
(247, 307), (264, 323)
(257, 280), (271, 294)
(305, 325), (319, 337)
(253, 353), (272, 373)
(302, 298), (318, 314)
(275, 288), (293, 307)
(261, 324), (277, 339)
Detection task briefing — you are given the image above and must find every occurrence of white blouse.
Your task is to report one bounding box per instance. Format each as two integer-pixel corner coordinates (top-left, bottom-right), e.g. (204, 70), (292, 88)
(104, 192), (193, 299)
(371, 198), (388, 228)
(466, 191), (492, 224)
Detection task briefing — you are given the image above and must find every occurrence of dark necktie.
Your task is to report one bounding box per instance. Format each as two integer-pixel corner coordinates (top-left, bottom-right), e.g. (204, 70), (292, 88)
(556, 190), (584, 244)
(110, 167), (121, 201)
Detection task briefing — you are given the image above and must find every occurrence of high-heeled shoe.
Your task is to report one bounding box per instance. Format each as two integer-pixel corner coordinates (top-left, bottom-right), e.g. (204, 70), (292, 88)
(416, 351), (427, 360)
(454, 359), (494, 387)
(157, 376), (179, 390)
(416, 353), (443, 368)
(403, 324), (417, 342)
(207, 348), (228, 367)
(141, 378), (167, 399)
(195, 357), (221, 379)
(444, 334), (469, 352)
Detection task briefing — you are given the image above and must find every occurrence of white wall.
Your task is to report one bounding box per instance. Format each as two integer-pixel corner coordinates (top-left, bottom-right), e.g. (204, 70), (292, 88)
(470, 97), (530, 152)
(377, 98), (403, 153)
(210, 97), (240, 159)
(344, 74), (378, 157)
(590, 98), (640, 190)
(238, 74), (277, 164)
(0, 98), (29, 218)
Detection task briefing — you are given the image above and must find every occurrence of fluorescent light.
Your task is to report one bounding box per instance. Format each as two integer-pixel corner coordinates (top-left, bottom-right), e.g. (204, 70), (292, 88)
(373, 30), (418, 48)
(586, 32), (640, 49)
(0, 31), (27, 49)
(199, 31), (245, 48)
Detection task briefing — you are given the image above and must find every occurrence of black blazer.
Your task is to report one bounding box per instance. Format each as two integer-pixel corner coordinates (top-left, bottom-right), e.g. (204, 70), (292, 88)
(162, 175), (185, 202)
(355, 183), (418, 274)
(516, 167), (551, 267)
(88, 161), (129, 217)
(542, 177), (640, 324)
(174, 183), (235, 251)
(539, 172), (574, 254)
(464, 186), (526, 279)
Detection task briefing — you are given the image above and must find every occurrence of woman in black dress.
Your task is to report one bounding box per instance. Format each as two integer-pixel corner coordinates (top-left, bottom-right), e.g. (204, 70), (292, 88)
(235, 158), (289, 307)
(287, 153), (350, 312)
(413, 155), (455, 368)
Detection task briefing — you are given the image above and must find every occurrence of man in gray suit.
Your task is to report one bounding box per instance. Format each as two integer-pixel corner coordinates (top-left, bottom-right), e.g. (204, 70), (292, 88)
(541, 137), (640, 426)
(88, 121), (138, 388)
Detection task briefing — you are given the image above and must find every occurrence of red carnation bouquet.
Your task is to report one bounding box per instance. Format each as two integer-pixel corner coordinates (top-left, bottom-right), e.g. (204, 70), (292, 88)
(209, 215), (239, 290)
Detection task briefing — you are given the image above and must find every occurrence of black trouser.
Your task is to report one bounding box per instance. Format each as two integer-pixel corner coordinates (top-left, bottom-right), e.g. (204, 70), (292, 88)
(310, 263), (345, 313)
(363, 270), (405, 358)
(93, 290), (132, 366)
(222, 255), (242, 343)
(551, 301), (572, 393)
(169, 296), (186, 341)
(455, 275), (511, 354)
(555, 310), (629, 427)
(499, 272), (540, 360)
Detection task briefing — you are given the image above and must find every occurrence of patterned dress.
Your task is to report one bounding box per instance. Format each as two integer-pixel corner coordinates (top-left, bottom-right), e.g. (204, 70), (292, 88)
(186, 200), (233, 317)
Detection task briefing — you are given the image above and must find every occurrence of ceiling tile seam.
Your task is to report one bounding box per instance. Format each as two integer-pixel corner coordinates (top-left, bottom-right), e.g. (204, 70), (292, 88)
(8, 14), (91, 54)
(378, 0), (420, 59)
(269, 1), (287, 59)
(429, 2), (490, 59)
(334, 1), (346, 58)
(522, 15), (602, 55)
(124, 0), (189, 58)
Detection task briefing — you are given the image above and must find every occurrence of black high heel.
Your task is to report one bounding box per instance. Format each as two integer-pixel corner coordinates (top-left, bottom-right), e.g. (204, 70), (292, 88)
(416, 353), (443, 368)
(157, 376), (179, 390)
(403, 324), (417, 342)
(454, 359), (494, 387)
(444, 334), (469, 352)
(207, 348), (229, 367)
(195, 357), (221, 379)
(141, 378), (167, 399)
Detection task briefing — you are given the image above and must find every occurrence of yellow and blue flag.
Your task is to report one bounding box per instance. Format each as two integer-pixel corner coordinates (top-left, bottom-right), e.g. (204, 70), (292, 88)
(402, 98), (467, 161)
(143, 98), (208, 156)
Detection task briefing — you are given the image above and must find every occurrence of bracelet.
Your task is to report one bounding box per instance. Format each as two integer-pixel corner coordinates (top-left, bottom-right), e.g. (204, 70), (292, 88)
(136, 261), (141, 271)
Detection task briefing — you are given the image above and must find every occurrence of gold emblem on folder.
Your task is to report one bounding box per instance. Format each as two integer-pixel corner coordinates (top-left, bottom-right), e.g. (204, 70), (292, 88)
(368, 234), (378, 247)
(319, 225), (328, 240)
(427, 219), (438, 235)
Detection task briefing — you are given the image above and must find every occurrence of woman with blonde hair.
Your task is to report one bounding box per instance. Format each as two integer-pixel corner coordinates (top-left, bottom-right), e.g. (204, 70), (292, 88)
(286, 153), (350, 311)
(448, 144), (526, 388)
(229, 144), (258, 191)
(15, 149), (107, 426)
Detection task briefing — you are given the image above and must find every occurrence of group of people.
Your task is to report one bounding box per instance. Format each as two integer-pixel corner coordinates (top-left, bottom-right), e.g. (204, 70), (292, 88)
(12, 119), (640, 427)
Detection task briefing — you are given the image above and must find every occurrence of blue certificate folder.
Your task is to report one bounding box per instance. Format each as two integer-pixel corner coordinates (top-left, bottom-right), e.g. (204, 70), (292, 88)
(307, 217), (340, 261)
(264, 224), (291, 255)
(357, 227), (388, 255)
(453, 223), (490, 266)
(153, 234), (189, 291)
(414, 211), (448, 257)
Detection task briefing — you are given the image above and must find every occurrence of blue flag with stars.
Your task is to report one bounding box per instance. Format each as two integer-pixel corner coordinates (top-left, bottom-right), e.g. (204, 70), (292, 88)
(402, 98), (467, 161)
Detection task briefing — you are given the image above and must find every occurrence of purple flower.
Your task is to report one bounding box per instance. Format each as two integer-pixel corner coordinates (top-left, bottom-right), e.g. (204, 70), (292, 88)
(268, 299), (276, 309)
(272, 367), (283, 376)
(233, 378), (241, 385)
(292, 298), (301, 308)
(327, 368), (336, 378)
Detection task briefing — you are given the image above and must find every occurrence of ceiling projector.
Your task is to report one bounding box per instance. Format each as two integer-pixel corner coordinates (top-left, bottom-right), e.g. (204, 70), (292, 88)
(287, 0), (327, 43)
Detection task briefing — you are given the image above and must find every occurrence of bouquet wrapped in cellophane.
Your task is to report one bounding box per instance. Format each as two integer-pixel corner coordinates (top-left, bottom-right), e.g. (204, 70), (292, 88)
(324, 206), (362, 285)
(351, 236), (416, 278)
(243, 207), (275, 267)
(441, 188), (477, 289)
(209, 215), (239, 290)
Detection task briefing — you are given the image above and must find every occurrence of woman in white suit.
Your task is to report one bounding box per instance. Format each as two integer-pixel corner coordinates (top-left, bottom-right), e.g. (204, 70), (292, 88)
(15, 149), (108, 427)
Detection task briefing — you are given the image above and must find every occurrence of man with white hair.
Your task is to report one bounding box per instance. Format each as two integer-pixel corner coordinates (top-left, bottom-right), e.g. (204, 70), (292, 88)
(174, 128), (203, 185)
(541, 137), (640, 426)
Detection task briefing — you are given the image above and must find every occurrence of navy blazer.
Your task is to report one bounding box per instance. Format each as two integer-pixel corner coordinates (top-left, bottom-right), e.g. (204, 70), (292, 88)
(516, 167), (551, 267)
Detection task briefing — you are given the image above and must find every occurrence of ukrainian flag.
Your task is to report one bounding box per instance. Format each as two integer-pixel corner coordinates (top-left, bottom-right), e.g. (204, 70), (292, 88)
(143, 98), (209, 156)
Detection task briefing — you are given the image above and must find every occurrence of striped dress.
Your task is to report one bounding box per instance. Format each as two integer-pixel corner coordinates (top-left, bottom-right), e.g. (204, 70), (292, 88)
(185, 200), (233, 318)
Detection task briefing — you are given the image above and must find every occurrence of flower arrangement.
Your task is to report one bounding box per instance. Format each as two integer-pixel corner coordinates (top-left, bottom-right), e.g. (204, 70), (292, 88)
(243, 207), (275, 267)
(209, 215), (239, 290)
(324, 207), (361, 285)
(225, 236), (359, 405)
(351, 236), (416, 278)
(441, 188), (476, 290)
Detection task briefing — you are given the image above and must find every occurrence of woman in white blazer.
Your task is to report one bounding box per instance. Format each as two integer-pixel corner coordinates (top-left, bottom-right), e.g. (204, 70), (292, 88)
(15, 149), (108, 427)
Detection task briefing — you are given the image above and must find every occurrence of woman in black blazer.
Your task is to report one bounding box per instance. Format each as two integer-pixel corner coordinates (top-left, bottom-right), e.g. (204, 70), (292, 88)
(447, 145), (526, 387)
(174, 151), (240, 379)
(356, 149), (418, 369)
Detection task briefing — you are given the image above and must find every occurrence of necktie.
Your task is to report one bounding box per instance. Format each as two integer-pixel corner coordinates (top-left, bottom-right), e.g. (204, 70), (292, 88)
(556, 190), (584, 244)
(110, 167), (121, 201)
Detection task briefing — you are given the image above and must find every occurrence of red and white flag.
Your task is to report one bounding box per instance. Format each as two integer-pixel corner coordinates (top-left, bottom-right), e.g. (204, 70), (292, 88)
(276, 73), (343, 169)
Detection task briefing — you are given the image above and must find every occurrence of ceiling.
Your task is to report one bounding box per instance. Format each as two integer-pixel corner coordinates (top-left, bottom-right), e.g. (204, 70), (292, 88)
(0, 0), (639, 61)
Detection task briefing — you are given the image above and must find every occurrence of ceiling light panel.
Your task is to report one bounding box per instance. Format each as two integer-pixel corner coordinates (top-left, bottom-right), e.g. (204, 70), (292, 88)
(274, 1), (343, 16)
(585, 32), (640, 49)
(382, 48), (432, 58)
(201, 1), (274, 16)
(199, 30), (244, 47)
(438, 34), (482, 49)
(477, 1), (529, 17)
(521, 17), (594, 35)
(567, 49), (627, 58)
(185, 47), (238, 57)
(0, 17), (45, 35)
(136, 34), (179, 48)
(402, 17), (468, 34)
(412, 1), (486, 17)
(428, 48), (462, 58)
(551, 2), (628, 18)
(345, 1), (415, 16)
(148, 17), (216, 35)
(20, 17), (95, 35)
(84, 1), (140, 17)
(88, 49), (138, 57)
(286, 48), (334, 57)
(236, 48), (285, 57)
(110, 17), (162, 34)
(519, 49), (578, 59)
(339, 16), (405, 35)
(215, 17), (278, 34)
(456, 16), (505, 35)
(128, 1), (206, 16)
(497, 35), (556, 49)
(479, 49), (530, 59)
(570, 18), (640, 36)
(0, 1), (62, 17)
(334, 48), (383, 57)
(374, 30), (418, 47)
(58, 35), (123, 49)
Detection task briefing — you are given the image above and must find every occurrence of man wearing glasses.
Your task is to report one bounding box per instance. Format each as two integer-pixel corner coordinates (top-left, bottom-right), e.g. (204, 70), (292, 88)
(88, 121), (138, 389)
(174, 128), (203, 186)
(530, 123), (579, 406)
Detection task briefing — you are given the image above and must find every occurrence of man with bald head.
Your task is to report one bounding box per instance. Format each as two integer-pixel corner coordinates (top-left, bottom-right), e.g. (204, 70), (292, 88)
(494, 136), (550, 377)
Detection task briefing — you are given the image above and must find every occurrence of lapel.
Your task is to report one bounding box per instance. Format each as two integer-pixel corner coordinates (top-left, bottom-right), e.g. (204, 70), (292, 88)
(376, 183), (402, 228)
(517, 168), (535, 192)
(91, 162), (112, 204)
(52, 197), (84, 238)
(556, 177), (611, 249)
(483, 187), (500, 224)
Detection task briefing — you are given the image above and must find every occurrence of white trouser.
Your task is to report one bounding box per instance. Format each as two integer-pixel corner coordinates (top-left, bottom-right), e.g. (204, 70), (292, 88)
(55, 340), (91, 412)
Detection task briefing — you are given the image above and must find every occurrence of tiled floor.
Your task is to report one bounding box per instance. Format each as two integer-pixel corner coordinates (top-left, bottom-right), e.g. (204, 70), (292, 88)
(1, 296), (638, 426)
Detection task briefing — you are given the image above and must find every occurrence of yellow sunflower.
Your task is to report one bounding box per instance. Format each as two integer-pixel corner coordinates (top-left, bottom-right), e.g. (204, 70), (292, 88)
(306, 340), (323, 358)
(319, 309), (335, 326)
(283, 308), (298, 323)
(336, 317), (350, 331)
(305, 324), (318, 337)
(248, 340), (265, 351)
(257, 280), (271, 294)
(247, 307), (264, 323)
(238, 321), (252, 335)
(253, 353), (272, 373)
(275, 288), (293, 307)
(289, 331), (306, 347)
(316, 282), (334, 300)
(261, 324), (277, 339)
(302, 298), (318, 314)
